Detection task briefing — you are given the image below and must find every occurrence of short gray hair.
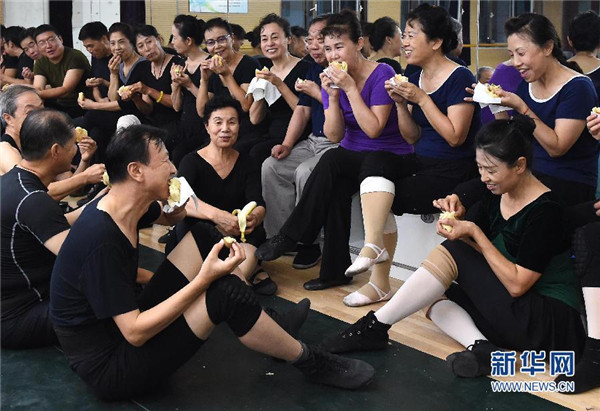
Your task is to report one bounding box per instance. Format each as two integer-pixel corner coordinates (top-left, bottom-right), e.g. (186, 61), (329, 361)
(0, 85), (39, 125)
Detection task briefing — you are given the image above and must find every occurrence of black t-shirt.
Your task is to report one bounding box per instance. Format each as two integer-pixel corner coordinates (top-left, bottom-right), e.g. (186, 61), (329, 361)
(1, 133), (20, 153)
(179, 62), (206, 141)
(141, 55), (183, 126)
(16, 52), (34, 79)
(465, 190), (580, 309)
(178, 151), (265, 215)
(1, 167), (70, 320)
(50, 199), (161, 327)
(91, 55), (111, 98)
(3, 54), (19, 70)
(208, 54), (263, 137)
(260, 59), (311, 139)
(117, 58), (148, 118)
(376, 57), (403, 75)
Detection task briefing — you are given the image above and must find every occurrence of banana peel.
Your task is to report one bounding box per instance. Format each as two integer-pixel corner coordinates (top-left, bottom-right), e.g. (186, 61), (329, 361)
(232, 201), (257, 242)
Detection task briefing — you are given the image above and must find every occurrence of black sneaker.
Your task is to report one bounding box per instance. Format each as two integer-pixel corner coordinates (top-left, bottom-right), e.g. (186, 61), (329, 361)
(319, 311), (390, 354)
(294, 343), (375, 390)
(292, 244), (322, 269)
(158, 228), (173, 244)
(265, 298), (311, 339)
(255, 234), (297, 261)
(446, 339), (498, 378)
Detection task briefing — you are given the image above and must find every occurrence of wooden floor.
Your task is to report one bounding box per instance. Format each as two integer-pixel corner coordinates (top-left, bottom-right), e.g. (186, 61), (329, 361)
(141, 224), (599, 411)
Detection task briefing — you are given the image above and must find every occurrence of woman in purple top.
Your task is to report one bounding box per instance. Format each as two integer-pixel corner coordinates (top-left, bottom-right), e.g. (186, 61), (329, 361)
(493, 13), (598, 206)
(343, 4), (479, 307)
(255, 10), (412, 291)
(480, 60), (522, 124)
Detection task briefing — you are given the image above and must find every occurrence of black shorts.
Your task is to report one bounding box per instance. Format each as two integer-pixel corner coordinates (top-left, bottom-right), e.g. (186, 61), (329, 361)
(1, 299), (57, 348)
(442, 240), (586, 356)
(55, 259), (205, 401)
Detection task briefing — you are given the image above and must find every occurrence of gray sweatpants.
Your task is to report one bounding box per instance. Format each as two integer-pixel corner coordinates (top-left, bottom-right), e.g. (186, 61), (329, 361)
(261, 134), (338, 238)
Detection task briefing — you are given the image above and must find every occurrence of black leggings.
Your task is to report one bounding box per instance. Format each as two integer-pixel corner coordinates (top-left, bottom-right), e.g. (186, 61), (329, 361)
(358, 151), (477, 215)
(442, 240), (586, 355)
(280, 147), (374, 281)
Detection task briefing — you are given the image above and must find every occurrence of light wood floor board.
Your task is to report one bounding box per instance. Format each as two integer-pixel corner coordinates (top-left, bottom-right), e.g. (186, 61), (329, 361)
(140, 224), (599, 410)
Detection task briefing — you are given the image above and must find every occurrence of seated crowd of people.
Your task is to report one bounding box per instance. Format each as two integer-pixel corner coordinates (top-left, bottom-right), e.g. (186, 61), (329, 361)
(1, 3), (599, 400)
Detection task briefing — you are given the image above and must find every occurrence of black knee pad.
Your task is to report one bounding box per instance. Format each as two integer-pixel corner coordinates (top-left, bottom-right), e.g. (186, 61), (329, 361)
(205, 275), (262, 337)
(573, 222), (600, 287)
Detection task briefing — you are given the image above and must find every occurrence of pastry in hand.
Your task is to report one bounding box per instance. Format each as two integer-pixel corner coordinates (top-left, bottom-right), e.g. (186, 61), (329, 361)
(591, 107), (600, 116)
(439, 211), (457, 232)
(255, 67), (269, 76)
(212, 54), (224, 67)
(329, 61), (348, 72)
(486, 83), (502, 98)
(75, 126), (88, 143)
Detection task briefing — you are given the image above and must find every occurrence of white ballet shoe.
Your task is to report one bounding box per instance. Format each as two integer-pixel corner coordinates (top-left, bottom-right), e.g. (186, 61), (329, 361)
(343, 282), (394, 307)
(345, 243), (389, 277)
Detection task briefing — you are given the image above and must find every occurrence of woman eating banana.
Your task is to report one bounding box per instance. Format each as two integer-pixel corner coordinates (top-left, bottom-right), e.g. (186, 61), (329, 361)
(174, 95), (275, 295)
(196, 18), (266, 155)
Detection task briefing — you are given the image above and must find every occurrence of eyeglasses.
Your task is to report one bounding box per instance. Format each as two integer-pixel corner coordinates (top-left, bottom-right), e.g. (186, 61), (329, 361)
(205, 35), (230, 47)
(37, 35), (59, 48)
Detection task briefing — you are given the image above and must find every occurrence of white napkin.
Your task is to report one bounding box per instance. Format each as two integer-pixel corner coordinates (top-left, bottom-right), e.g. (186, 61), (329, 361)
(473, 82), (511, 115)
(162, 176), (199, 213)
(247, 77), (281, 106)
(322, 67), (340, 89)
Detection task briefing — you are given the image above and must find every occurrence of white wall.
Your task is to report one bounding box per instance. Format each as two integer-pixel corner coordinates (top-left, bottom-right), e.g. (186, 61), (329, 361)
(3, 0), (119, 58)
(72, 0), (120, 58)
(3, 0), (49, 28)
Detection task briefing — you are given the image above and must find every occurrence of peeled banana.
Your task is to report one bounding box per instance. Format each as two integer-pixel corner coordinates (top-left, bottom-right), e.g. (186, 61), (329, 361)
(167, 178), (182, 208)
(232, 201), (257, 243)
(223, 236), (236, 248)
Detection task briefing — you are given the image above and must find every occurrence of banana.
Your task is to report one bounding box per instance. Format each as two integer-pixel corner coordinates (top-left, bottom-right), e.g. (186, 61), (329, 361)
(118, 85), (131, 97)
(232, 201), (257, 243)
(439, 211), (456, 232)
(167, 178), (182, 208)
(223, 236), (236, 248)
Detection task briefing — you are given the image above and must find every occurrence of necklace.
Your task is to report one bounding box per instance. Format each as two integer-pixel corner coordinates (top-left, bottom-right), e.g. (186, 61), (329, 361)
(152, 52), (167, 78)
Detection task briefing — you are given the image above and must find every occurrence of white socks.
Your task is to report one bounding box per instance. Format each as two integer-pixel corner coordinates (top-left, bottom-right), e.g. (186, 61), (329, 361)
(374, 266), (446, 325)
(583, 287), (600, 339)
(428, 299), (487, 348)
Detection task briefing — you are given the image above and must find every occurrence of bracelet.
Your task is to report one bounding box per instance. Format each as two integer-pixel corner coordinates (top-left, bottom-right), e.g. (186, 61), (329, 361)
(522, 106), (530, 116)
(156, 90), (164, 103)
